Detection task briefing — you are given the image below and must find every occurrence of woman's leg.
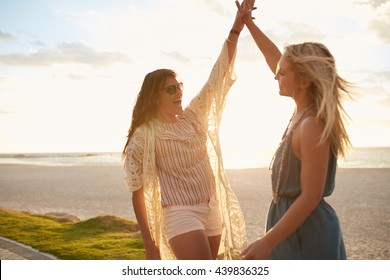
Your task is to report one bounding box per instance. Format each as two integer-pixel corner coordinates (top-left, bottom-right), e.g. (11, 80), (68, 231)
(205, 195), (222, 259)
(208, 234), (221, 259)
(169, 230), (213, 260)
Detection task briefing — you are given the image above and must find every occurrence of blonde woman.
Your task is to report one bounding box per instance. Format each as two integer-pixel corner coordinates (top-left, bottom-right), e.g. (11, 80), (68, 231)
(239, 1), (351, 259)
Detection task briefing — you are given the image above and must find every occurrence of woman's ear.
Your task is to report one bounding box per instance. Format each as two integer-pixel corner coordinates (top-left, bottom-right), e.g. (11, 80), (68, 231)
(300, 79), (311, 91)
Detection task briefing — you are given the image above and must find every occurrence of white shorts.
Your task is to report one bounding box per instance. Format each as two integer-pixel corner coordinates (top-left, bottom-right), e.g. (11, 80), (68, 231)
(162, 196), (222, 241)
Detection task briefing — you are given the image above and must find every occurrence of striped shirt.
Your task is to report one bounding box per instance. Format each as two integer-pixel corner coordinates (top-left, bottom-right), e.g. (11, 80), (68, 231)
(154, 110), (216, 207)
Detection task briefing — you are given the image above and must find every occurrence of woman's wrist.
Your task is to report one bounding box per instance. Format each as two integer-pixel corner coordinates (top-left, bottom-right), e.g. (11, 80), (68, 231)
(143, 239), (157, 250)
(227, 25), (241, 44)
(230, 29), (240, 36)
(262, 230), (279, 253)
(242, 16), (254, 26)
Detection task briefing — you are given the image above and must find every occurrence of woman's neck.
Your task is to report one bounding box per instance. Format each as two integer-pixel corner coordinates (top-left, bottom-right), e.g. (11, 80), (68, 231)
(156, 112), (178, 123)
(296, 102), (313, 113)
(294, 92), (313, 113)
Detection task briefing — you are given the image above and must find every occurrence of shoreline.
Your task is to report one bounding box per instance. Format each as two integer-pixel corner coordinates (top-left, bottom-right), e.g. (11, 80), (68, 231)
(1, 164), (389, 260)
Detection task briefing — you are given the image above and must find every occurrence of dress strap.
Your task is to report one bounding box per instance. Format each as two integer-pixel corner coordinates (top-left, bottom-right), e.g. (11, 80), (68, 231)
(281, 116), (293, 140)
(291, 104), (316, 131)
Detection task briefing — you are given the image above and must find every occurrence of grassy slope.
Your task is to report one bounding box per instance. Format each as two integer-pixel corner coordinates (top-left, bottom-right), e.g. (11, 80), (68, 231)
(0, 208), (145, 260)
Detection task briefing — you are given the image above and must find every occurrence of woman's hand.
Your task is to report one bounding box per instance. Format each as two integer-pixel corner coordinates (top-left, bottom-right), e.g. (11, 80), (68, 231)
(144, 241), (161, 260)
(241, 236), (272, 260)
(232, 1), (245, 33)
(235, 0), (256, 25)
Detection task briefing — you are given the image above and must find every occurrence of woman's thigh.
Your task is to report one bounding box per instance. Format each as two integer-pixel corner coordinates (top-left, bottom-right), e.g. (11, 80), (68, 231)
(169, 230), (213, 260)
(208, 234), (222, 260)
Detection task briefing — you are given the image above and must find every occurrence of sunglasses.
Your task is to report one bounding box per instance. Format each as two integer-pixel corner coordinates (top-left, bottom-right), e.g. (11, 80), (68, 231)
(163, 83), (183, 95)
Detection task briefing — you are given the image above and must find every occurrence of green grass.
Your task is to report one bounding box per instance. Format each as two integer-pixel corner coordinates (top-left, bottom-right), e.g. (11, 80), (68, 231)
(0, 208), (145, 260)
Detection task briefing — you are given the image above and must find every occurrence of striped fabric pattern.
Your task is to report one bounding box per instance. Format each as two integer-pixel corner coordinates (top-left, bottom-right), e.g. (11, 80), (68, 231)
(154, 110), (216, 207)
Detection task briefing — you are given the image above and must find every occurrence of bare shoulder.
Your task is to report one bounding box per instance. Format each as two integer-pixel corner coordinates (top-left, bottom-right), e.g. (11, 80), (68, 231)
(292, 115), (327, 157)
(301, 115), (324, 128)
(299, 115), (326, 146)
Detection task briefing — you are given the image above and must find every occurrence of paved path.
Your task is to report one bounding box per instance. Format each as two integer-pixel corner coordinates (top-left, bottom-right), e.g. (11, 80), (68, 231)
(0, 236), (57, 260)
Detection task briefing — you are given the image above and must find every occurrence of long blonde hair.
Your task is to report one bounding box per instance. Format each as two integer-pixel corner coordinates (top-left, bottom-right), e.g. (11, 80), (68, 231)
(284, 42), (352, 158)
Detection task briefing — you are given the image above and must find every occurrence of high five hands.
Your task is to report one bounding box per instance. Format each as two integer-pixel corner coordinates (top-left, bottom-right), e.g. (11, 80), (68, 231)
(235, 0), (257, 23)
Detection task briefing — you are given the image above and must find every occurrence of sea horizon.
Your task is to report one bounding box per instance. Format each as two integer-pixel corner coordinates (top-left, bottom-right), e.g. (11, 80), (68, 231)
(0, 146), (389, 169)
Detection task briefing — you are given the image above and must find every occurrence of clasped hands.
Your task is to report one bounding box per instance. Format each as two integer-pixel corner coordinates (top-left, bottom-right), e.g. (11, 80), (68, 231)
(235, 0), (257, 23)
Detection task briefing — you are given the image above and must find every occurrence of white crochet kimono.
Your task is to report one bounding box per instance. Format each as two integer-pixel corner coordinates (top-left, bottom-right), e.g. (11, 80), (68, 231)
(124, 40), (247, 259)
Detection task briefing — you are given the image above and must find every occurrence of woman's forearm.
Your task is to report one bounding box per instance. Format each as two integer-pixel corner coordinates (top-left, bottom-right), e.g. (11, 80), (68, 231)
(132, 188), (154, 247)
(245, 19), (282, 74)
(226, 1), (245, 63)
(226, 28), (239, 63)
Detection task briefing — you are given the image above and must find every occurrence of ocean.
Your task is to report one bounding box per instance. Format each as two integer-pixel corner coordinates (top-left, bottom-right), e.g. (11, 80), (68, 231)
(338, 146), (390, 168)
(0, 147), (389, 169)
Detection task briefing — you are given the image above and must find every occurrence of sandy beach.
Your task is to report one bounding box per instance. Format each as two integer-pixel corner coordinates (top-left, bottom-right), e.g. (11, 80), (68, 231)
(0, 164), (389, 260)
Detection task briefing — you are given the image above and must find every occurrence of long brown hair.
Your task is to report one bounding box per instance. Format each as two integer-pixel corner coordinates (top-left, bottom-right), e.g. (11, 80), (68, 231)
(284, 42), (352, 158)
(122, 69), (177, 157)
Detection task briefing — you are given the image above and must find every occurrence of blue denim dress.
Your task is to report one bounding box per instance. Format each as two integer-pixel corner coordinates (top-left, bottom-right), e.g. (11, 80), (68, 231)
(267, 132), (346, 259)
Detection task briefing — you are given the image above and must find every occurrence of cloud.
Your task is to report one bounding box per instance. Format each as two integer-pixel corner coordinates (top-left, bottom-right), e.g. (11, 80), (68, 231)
(0, 109), (15, 114)
(379, 94), (390, 107)
(361, 85), (390, 111)
(360, 70), (390, 83)
(369, 3), (390, 44)
(355, 69), (390, 91)
(354, 82), (390, 108)
(0, 31), (16, 41)
(29, 40), (46, 47)
(372, 71), (390, 83)
(353, 1), (390, 44)
(379, 71), (390, 80)
(265, 21), (326, 46)
(67, 73), (85, 80)
(161, 51), (191, 64)
(354, 0), (389, 8)
(198, 0), (232, 16)
(0, 41), (131, 67)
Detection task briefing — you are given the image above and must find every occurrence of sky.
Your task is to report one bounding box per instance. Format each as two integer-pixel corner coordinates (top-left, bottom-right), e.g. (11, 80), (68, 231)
(0, 0), (389, 168)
